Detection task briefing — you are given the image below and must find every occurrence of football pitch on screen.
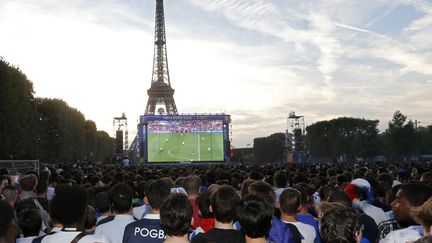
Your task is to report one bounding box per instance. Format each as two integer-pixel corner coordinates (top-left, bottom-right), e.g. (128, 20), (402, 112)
(147, 132), (224, 162)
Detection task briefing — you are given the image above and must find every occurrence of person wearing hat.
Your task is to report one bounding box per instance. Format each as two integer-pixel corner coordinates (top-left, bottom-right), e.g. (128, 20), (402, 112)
(344, 178), (387, 226)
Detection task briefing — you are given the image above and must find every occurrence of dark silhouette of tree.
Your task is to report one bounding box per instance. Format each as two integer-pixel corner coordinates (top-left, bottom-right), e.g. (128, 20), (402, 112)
(0, 58), (35, 159)
(305, 117), (379, 161)
(385, 110), (416, 159)
(0, 58), (115, 162)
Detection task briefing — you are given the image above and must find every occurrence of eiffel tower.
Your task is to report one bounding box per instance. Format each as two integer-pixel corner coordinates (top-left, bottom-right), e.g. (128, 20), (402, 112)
(145, 0), (178, 115)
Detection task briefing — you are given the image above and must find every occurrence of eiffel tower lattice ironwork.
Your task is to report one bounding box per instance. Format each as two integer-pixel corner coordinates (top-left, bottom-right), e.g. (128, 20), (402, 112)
(145, 0), (178, 115)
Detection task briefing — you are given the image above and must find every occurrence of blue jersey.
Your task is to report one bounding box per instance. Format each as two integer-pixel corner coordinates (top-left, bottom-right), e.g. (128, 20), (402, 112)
(122, 217), (165, 243)
(296, 214), (321, 243)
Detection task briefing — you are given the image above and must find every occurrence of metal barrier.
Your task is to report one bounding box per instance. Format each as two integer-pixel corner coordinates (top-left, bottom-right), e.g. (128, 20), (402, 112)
(0, 160), (40, 175)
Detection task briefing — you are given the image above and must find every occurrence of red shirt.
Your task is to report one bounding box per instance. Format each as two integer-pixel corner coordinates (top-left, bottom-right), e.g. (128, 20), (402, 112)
(189, 198), (201, 229)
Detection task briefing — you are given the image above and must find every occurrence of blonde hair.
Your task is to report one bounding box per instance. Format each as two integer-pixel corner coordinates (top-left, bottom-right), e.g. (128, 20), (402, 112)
(316, 202), (348, 219)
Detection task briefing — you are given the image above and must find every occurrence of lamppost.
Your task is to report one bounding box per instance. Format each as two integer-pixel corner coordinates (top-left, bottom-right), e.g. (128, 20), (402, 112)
(415, 120), (420, 161)
(32, 98), (42, 160)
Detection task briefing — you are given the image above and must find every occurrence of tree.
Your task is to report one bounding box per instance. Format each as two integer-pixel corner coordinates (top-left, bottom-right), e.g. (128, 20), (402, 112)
(0, 57), (115, 162)
(305, 117), (379, 161)
(0, 58), (35, 159)
(253, 137), (267, 163)
(386, 111), (416, 158)
(253, 133), (285, 163)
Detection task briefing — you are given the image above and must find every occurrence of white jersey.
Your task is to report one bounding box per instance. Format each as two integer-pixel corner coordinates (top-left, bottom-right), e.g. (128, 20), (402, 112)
(284, 221), (316, 243)
(41, 230), (109, 243)
(16, 236), (38, 243)
(132, 205), (151, 219)
(95, 214), (135, 243)
(379, 225), (423, 243)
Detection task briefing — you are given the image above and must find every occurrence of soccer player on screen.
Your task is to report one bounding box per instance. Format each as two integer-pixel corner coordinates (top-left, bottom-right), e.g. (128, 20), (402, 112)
(208, 147), (211, 153)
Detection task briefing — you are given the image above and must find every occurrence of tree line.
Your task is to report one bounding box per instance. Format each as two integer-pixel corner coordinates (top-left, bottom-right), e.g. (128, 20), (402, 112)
(238, 112), (432, 163)
(0, 58), (115, 162)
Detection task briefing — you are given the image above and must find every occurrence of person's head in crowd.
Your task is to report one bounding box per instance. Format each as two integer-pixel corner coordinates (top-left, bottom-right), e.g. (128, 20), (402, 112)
(249, 171), (263, 181)
(183, 175), (201, 198)
(84, 205), (97, 232)
(237, 194), (273, 242)
(15, 198), (37, 214)
(248, 181), (276, 206)
(240, 179), (255, 199)
(217, 171), (232, 184)
(207, 184), (221, 195)
(398, 170), (410, 183)
(196, 192), (213, 219)
(114, 173), (124, 183)
(36, 179), (48, 198)
(50, 184), (88, 229)
(328, 191), (353, 207)
(319, 203), (363, 243)
(160, 193), (193, 242)
(421, 172), (432, 183)
(205, 170), (217, 185)
(412, 197), (432, 236)
(145, 179), (171, 213)
(378, 173), (394, 188)
(392, 184), (432, 226)
(377, 181), (391, 201)
(337, 174), (349, 188)
(135, 181), (147, 200)
(175, 177), (186, 187)
(0, 200), (18, 243)
(318, 185), (333, 202)
(211, 185), (240, 224)
(19, 174), (37, 192)
(94, 192), (111, 216)
(198, 174), (207, 189)
(110, 182), (133, 214)
(294, 183), (313, 210)
(0, 175), (8, 194)
(160, 177), (175, 188)
(278, 188), (302, 217)
(1, 185), (17, 207)
(17, 209), (42, 237)
(327, 169), (337, 178)
(310, 176), (322, 190)
(273, 172), (287, 188)
(344, 178), (373, 203)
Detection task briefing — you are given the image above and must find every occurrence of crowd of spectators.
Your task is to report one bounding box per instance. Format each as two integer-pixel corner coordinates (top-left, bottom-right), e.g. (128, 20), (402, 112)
(1, 160), (432, 243)
(147, 120), (223, 134)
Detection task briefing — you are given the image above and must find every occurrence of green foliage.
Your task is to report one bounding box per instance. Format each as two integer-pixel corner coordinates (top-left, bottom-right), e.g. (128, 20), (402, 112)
(305, 117), (379, 160)
(253, 133), (285, 162)
(384, 110), (416, 158)
(0, 58), (115, 162)
(0, 58), (35, 159)
(36, 98), (116, 163)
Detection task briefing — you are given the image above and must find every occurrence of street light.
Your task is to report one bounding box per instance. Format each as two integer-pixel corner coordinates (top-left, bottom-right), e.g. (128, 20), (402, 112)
(32, 98), (42, 160)
(415, 120), (421, 160)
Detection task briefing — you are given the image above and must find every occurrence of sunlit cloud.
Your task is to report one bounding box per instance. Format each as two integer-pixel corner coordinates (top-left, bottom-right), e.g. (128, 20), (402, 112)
(1, 0), (432, 147)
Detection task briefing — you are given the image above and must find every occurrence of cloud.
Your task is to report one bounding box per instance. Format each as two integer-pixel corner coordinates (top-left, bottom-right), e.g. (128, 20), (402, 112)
(1, 0), (432, 148)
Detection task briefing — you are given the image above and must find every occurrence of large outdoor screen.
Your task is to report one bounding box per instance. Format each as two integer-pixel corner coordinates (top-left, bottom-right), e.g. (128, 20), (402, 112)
(138, 115), (230, 163)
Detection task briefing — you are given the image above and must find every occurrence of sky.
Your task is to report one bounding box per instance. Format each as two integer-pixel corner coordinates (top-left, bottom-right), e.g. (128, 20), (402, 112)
(1, 0), (432, 148)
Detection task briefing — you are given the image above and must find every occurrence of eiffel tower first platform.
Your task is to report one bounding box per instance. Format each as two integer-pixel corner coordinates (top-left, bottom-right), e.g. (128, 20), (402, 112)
(145, 0), (178, 115)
